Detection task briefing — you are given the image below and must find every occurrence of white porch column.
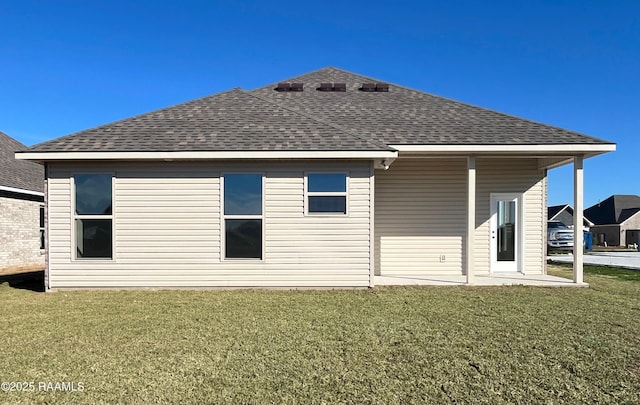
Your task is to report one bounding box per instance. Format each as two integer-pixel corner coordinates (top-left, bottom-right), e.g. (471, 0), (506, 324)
(466, 156), (476, 284)
(573, 155), (584, 284)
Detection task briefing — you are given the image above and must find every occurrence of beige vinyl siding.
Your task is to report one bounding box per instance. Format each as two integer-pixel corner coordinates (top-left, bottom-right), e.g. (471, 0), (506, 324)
(375, 157), (546, 277)
(474, 158), (546, 275)
(375, 158), (467, 276)
(47, 160), (372, 288)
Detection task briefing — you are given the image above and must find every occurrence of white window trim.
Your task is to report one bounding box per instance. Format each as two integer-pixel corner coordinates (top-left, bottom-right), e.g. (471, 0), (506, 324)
(39, 204), (45, 251)
(489, 192), (525, 274)
(71, 173), (115, 261)
(304, 172), (349, 216)
(220, 172), (265, 261)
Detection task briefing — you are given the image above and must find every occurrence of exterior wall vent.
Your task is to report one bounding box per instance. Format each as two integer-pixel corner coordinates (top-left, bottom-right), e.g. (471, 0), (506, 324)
(317, 82), (347, 92)
(275, 83), (304, 92)
(333, 83), (346, 92)
(360, 83), (390, 92)
(360, 83), (376, 92)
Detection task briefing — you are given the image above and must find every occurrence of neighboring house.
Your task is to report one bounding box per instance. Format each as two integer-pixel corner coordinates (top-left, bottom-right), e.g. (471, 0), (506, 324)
(547, 204), (594, 230)
(16, 67), (615, 290)
(0, 131), (45, 272)
(585, 195), (640, 246)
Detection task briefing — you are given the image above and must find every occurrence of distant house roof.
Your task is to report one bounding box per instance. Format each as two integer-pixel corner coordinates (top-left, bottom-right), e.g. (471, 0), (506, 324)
(548, 205), (568, 221)
(585, 195), (640, 225)
(19, 67), (614, 158)
(0, 131), (43, 194)
(547, 204), (595, 227)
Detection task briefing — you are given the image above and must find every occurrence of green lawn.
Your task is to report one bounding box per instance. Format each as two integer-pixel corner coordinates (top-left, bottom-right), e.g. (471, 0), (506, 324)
(1, 266), (639, 404)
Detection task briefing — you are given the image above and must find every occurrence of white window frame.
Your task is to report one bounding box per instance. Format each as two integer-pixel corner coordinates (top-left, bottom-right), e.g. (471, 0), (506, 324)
(304, 172), (349, 216)
(39, 204), (45, 250)
(220, 172), (265, 261)
(71, 173), (115, 261)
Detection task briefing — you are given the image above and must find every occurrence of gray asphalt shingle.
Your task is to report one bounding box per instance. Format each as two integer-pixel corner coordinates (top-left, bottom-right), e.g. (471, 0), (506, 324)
(252, 67), (612, 146)
(585, 195), (640, 225)
(24, 67), (612, 153)
(0, 131), (43, 193)
(27, 88), (391, 152)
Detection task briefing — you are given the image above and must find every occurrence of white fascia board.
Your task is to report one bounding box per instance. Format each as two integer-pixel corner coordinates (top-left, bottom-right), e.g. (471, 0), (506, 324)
(550, 205), (570, 221)
(390, 144), (616, 154)
(15, 150), (399, 161)
(0, 185), (44, 197)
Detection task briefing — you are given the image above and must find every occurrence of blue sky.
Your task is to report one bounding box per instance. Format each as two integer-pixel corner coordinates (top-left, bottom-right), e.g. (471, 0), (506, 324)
(1, 0), (638, 207)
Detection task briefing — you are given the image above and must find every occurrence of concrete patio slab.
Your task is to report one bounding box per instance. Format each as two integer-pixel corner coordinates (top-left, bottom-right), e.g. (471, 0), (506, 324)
(374, 273), (586, 287)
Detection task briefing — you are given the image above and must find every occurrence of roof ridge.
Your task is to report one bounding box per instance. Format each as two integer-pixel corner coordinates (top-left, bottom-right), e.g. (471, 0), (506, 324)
(249, 66), (375, 92)
(0, 130), (26, 148)
(244, 89), (395, 151)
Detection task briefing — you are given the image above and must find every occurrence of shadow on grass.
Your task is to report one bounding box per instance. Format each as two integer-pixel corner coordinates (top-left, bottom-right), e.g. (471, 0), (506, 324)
(0, 270), (44, 292)
(551, 262), (640, 283)
(585, 265), (640, 282)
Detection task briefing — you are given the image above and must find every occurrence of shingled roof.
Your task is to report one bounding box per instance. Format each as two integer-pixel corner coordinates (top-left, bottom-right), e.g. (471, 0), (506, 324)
(547, 204), (568, 220)
(24, 88), (392, 153)
(0, 131), (43, 193)
(23, 67), (613, 154)
(585, 195), (640, 225)
(252, 67), (612, 146)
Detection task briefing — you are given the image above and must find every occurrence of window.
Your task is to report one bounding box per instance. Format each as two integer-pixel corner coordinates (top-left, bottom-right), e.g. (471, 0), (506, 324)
(74, 174), (113, 259)
(306, 173), (347, 214)
(223, 173), (263, 259)
(39, 205), (45, 250)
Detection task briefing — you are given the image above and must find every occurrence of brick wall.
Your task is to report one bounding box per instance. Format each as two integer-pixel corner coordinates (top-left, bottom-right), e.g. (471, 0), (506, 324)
(0, 195), (45, 271)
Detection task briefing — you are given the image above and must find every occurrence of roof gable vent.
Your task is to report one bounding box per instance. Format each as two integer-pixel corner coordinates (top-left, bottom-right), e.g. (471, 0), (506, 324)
(360, 83), (376, 92)
(317, 82), (346, 92)
(333, 83), (346, 92)
(360, 83), (389, 92)
(275, 83), (291, 92)
(275, 83), (304, 92)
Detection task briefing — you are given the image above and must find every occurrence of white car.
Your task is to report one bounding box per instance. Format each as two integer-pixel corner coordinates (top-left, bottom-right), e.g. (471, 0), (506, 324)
(547, 221), (574, 252)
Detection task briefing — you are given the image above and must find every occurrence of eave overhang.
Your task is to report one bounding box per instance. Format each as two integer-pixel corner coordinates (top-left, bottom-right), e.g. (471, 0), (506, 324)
(390, 143), (616, 157)
(0, 185), (44, 197)
(16, 150), (399, 162)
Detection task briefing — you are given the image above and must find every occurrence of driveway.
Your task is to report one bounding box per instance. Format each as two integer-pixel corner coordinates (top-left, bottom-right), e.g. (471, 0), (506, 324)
(549, 252), (640, 270)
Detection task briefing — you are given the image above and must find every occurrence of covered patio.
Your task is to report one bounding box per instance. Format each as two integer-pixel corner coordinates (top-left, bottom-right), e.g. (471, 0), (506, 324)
(374, 273), (586, 287)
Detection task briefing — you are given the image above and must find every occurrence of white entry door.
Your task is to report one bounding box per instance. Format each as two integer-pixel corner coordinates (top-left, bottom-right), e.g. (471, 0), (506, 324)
(490, 193), (523, 273)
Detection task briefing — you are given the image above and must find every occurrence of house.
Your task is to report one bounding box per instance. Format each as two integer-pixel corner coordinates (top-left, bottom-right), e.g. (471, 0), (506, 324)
(547, 204), (594, 230)
(585, 195), (640, 246)
(16, 67), (615, 290)
(0, 131), (45, 272)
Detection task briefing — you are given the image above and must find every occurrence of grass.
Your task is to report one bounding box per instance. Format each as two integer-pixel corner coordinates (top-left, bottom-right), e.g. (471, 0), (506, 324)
(0, 267), (639, 404)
